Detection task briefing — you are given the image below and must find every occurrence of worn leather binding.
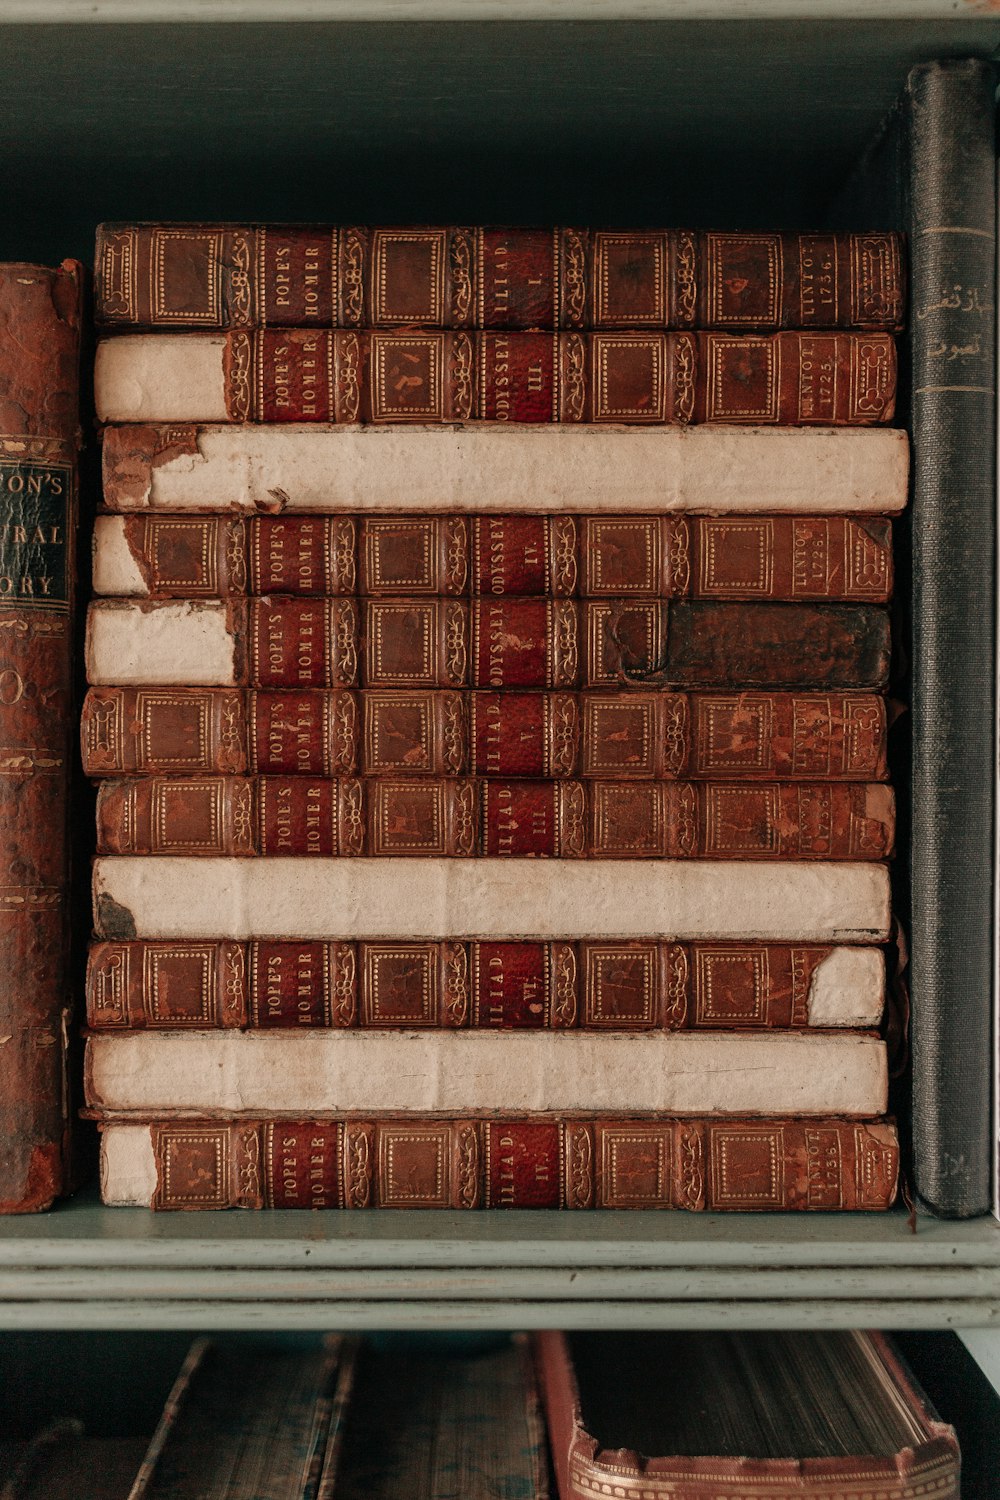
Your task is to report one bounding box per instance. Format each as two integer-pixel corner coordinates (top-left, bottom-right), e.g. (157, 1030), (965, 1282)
(95, 225), (905, 333)
(908, 62), (997, 1219)
(85, 938), (882, 1031)
(99, 1114), (900, 1211)
(0, 263), (82, 1213)
(94, 330), (898, 426)
(534, 1330), (959, 1500)
(95, 775), (894, 860)
(81, 688), (889, 782)
(94, 513), (894, 602)
(86, 597), (892, 691)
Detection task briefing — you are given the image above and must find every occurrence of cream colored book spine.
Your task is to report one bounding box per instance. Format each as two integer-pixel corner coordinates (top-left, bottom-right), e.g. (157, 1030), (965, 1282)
(85, 1030), (888, 1118)
(93, 856), (892, 944)
(100, 421), (909, 515)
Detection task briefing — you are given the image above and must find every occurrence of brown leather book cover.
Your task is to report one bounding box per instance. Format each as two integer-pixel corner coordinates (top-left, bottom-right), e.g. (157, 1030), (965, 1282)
(94, 513), (893, 602)
(95, 225), (905, 332)
(95, 775), (894, 860)
(86, 597), (893, 692)
(81, 688), (889, 782)
(97, 1114), (900, 1211)
(95, 329), (897, 427)
(85, 938), (883, 1032)
(535, 1329), (959, 1499)
(0, 262), (82, 1213)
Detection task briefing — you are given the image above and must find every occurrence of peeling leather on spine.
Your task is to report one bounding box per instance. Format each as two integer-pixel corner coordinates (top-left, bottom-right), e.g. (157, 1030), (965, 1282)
(95, 893), (137, 941)
(102, 423), (200, 510)
(121, 515), (156, 592)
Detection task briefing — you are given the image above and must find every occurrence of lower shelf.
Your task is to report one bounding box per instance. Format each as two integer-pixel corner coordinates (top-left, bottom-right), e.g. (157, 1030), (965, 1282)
(0, 1194), (997, 1329)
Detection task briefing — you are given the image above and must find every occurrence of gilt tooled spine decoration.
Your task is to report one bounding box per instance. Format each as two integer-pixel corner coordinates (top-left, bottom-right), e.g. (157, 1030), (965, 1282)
(548, 693), (579, 777)
(344, 1123), (372, 1208)
(332, 692), (358, 775)
(674, 231), (698, 327)
(332, 600), (358, 687)
(445, 601), (468, 686)
(223, 942), (247, 1022)
(662, 694), (689, 777)
(551, 601), (578, 688)
(442, 693), (467, 775)
(551, 515), (578, 595)
(228, 332), (253, 422)
(559, 782), (587, 858)
(565, 1124), (594, 1208)
(229, 233), (254, 328)
(551, 943), (578, 1028)
(667, 518), (691, 596)
(457, 1123), (481, 1208)
(450, 229), (475, 327)
(450, 333), (474, 421)
(672, 333), (697, 424)
(331, 943), (357, 1028)
(336, 332), (361, 423)
(562, 332), (587, 421)
(331, 518), (357, 594)
(340, 228), (366, 326)
(561, 229), (587, 328)
(445, 517), (470, 594)
(665, 942), (689, 1028)
(443, 942), (469, 1027)
(340, 779), (365, 855)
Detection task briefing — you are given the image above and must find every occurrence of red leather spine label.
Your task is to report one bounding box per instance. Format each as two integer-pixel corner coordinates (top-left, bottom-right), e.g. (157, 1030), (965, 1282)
(144, 1116), (900, 1211)
(0, 262), (82, 1212)
(82, 687), (888, 781)
(111, 513), (892, 603)
(248, 599), (358, 688)
(86, 939), (856, 1032)
(473, 599), (553, 688)
(94, 776), (893, 859)
(479, 229), (557, 328)
(486, 1122), (563, 1207)
(259, 229), (337, 326)
(218, 330), (896, 424)
(264, 1121), (342, 1209)
(96, 226), (904, 330)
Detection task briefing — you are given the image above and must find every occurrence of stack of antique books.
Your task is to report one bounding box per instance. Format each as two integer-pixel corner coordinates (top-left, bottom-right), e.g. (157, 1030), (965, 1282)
(82, 224), (906, 1212)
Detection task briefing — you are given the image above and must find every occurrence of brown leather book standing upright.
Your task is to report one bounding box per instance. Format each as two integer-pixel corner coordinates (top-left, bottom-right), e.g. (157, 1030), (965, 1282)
(0, 262), (82, 1212)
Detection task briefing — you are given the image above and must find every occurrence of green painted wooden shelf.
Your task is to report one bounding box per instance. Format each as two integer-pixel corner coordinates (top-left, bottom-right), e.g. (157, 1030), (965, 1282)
(0, 1196), (994, 1329)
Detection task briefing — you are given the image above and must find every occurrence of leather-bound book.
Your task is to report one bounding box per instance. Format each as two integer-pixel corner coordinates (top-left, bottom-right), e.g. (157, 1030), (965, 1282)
(94, 331), (897, 426)
(535, 1330), (958, 1500)
(0, 262), (82, 1213)
(97, 1114), (900, 1211)
(85, 597), (892, 691)
(80, 689), (889, 782)
(100, 423), (909, 516)
(84, 1030), (889, 1118)
(91, 857), (892, 945)
(92, 512), (893, 603)
(94, 775), (895, 860)
(95, 224), (904, 332)
(85, 938), (885, 1031)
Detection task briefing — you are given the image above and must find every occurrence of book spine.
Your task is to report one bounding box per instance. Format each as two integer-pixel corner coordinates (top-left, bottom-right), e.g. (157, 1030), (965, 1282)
(95, 225), (905, 332)
(94, 330), (897, 427)
(908, 61), (996, 1218)
(95, 775), (895, 860)
(99, 424), (912, 517)
(94, 512), (894, 602)
(85, 938), (883, 1031)
(92, 857), (893, 945)
(0, 262), (82, 1213)
(100, 1114), (900, 1210)
(86, 598), (893, 691)
(81, 688), (889, 781)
